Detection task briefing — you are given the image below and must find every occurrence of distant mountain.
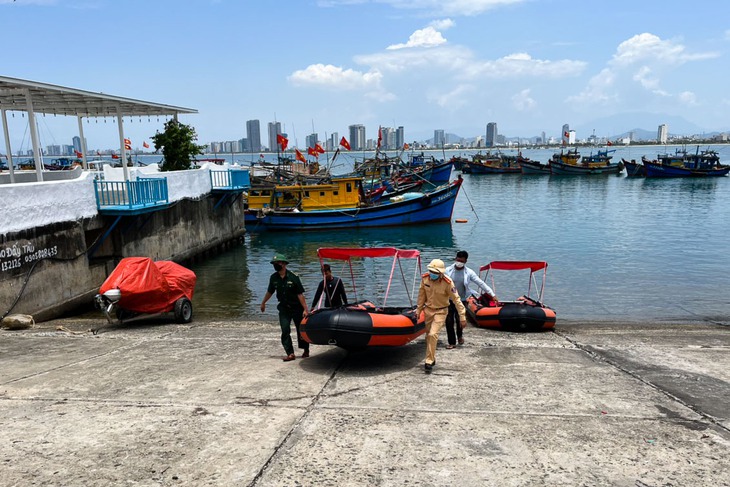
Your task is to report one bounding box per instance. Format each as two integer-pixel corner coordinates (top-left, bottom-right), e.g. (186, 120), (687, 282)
(573, 112), (706, 140)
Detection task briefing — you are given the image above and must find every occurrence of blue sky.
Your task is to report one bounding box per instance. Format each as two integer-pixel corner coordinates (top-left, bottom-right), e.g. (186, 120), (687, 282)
(2, 0), (729, 150)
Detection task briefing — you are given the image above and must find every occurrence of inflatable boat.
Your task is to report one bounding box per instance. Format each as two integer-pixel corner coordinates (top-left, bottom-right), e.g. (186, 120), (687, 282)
(466, 261), (556, 331)
(301, 247), (425, 350)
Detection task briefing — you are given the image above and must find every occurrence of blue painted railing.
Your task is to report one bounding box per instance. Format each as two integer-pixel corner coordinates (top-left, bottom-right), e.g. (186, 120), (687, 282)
(94, 177), (168, 211)
(210, 169), (251, 191)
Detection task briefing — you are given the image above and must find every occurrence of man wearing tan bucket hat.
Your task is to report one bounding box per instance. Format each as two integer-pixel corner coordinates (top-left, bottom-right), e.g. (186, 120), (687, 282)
(417, 258), (467, 373)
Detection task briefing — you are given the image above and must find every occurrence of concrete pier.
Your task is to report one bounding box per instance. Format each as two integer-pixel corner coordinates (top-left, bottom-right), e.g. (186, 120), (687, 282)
(0, 319), (727, 486)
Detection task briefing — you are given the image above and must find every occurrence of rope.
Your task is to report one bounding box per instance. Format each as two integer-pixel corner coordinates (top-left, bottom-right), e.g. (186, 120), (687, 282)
(460, 186), (480, 222)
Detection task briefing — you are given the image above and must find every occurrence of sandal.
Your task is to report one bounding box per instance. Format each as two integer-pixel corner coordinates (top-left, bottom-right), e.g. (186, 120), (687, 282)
(446, 344), (455, 349)
(282, 353), (296, 362)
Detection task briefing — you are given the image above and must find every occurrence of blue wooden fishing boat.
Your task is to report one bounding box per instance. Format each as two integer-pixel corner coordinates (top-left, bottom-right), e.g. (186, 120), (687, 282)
(623, 158), (645, 177)
(244, 177), (463, 231)
(642, 147), (728, 178)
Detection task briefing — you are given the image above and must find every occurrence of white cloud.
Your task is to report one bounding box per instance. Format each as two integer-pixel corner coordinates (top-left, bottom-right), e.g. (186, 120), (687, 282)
(429, 18), (455, 30)
(427, 84), (474, 109)
(467, 53), (586, 79)
(566, 68), (618, 105)
(320, 0), (525, 17)
(678, 91), (697, 106)
(288, 64), (382, 90)
(387, 26), (447, 50)
(512, 89), (536, 111)
(611, 33), (718, 67)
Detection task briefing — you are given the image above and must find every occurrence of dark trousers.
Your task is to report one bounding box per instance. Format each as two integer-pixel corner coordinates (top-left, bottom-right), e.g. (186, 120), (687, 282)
(279, 309), (309, 355)
(445, 301), (464, 346)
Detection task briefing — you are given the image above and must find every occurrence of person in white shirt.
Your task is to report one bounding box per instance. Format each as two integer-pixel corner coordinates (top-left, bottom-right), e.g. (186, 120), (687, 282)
(443, 250), (497, 348)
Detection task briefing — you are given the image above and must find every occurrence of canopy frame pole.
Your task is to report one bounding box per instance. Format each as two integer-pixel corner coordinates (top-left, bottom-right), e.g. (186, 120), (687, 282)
(24, 89), (44, 182)
(116, 106), (129, 181)
(1, 108), (15, 183)
(77, 115), (88, 170)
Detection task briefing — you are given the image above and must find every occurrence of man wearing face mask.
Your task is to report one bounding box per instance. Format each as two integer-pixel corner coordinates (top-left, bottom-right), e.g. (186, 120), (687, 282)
(416, 258), (467, 373)
(260, 254), (310, 361)
(444, 250), (496, 348)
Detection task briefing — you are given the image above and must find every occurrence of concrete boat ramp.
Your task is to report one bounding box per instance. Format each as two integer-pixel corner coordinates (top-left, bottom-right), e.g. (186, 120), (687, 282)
(1, 319), (728, 486)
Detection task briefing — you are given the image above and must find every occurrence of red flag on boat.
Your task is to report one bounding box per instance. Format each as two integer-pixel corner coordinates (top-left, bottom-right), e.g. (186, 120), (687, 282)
(606, 140), (613, 146)
(403, 143), (409, 150)
(307, 147), (318, 157)
(111, 154), (120, 159)
(295, 148), (306, 163)
(314, 143), (325, 154)
(277, 134), (288, 151)
(339, 136), (351, 151)
(124, 144), (132, 151)
(96, 150), (101, 156)
(377, 126), (382, 149)
(563, 131), (569, 138)
(124, 138), (131, 145)
(74, 150), (83, 158)
(143, 141), (150, 149)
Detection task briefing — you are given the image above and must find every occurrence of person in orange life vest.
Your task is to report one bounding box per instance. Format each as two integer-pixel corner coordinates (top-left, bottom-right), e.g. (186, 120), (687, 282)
(416, 258), (466, 373)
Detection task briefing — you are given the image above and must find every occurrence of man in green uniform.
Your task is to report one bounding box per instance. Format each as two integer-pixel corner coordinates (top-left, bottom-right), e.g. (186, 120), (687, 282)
(260, 254), (310, 361)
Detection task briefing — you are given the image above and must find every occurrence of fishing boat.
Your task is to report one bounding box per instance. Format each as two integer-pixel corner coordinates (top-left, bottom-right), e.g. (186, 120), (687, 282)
(643, 147), (728, 178)
(462, 151), (521, 174)
(244, 177), (463, 231)
(518, 155), (550, 175)
(301, 247), (426, 349)
(466, 261), (556, 331)
(246, 176), (363, 211)
(549, 148), (621, 175)
(622, 158), (645, 177)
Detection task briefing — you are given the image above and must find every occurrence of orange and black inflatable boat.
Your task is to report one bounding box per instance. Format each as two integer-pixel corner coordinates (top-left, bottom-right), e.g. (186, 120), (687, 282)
(465, 260), (556, 331)
(467, 295), (556, 331)
(302, 301), (425, 349)
(302, 246), (426, 350)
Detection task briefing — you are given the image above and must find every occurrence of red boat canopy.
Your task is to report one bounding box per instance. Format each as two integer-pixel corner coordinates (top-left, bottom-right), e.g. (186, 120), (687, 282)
(479, 261), (548, 273)
(318, 247), (420, 260)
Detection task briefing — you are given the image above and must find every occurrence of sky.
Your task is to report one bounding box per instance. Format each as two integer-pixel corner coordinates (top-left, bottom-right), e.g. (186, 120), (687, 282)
(2, 0), (730, 151)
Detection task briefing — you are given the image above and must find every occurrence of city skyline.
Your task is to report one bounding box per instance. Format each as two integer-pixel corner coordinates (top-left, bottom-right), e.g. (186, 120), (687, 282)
(2, 0), (729, 151)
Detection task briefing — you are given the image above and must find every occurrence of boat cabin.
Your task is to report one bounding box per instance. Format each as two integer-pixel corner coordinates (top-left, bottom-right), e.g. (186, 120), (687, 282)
(246, 176), (363, 211)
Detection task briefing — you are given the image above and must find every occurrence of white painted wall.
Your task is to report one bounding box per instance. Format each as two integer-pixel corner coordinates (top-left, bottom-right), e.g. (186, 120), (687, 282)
(0, 171), (98, 235)
(102, 164), (214, 203)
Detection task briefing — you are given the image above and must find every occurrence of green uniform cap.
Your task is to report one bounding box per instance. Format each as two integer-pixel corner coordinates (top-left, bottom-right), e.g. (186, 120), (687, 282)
(270, 253), (289, 264)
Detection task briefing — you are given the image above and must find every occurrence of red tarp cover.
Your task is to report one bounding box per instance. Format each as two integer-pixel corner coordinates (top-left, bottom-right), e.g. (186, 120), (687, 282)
(99, 257), (197, 314)
(318, 247), (420, 260)
(479, 261), (548, 273)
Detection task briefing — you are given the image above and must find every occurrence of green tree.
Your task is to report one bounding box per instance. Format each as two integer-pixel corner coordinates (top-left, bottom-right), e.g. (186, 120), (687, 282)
(152, 119), (206, 171)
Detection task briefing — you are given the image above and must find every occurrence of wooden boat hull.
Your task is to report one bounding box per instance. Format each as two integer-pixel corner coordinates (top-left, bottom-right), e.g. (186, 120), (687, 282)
(519, 159), (550, 175)
(301, 302), (425, 349)
(623, 159), (645, 177)
(244, 178), (462, 231)
(463, 162), (521, 174)
(643, 160), (730, 178)
(549, 160), (621, 175)
(466, 297), (556, 331)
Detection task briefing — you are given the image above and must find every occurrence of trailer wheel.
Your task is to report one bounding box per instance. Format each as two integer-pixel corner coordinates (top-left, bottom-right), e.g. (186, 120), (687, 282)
(174, 298), (193, 323)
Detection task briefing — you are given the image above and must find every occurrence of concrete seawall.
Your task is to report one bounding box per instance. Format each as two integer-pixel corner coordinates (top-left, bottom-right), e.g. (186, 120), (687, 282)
(1, 195), (246, 321)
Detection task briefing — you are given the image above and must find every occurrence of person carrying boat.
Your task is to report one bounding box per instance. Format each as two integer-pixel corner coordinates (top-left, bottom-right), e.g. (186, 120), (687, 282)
(417, 259), (467, 373)
(444, 250), (497, 348)
(311, 264), (348, 309)
(260, 254), (310, 361)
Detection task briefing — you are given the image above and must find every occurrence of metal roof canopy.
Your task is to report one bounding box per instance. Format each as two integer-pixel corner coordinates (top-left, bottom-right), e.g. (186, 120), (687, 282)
(0, 75), (197, 182)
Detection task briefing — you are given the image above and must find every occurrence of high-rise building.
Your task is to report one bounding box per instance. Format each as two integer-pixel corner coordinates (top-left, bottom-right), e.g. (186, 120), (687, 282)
(327, 132), (339, 151)
(268, 121), (282, 151)
(396, 126), (404, 149)
(485, 122), (498, 147)
(381, 127), (395, 150)
(541, 131), (546, 145)
(349, 124), (366, 151)
(305, 133), (318, 150)
(433, 129), (445, 148)
(72, 136), (82, 153)
(246, 120), (261, 153)
(657, 124), (668, 144)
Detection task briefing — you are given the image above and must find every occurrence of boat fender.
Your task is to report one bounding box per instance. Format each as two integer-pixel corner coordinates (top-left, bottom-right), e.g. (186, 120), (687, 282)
(420, 195), (432, 207)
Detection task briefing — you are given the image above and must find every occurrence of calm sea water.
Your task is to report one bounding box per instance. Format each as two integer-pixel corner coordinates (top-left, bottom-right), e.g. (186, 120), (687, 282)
(176, 145), (730, 324)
